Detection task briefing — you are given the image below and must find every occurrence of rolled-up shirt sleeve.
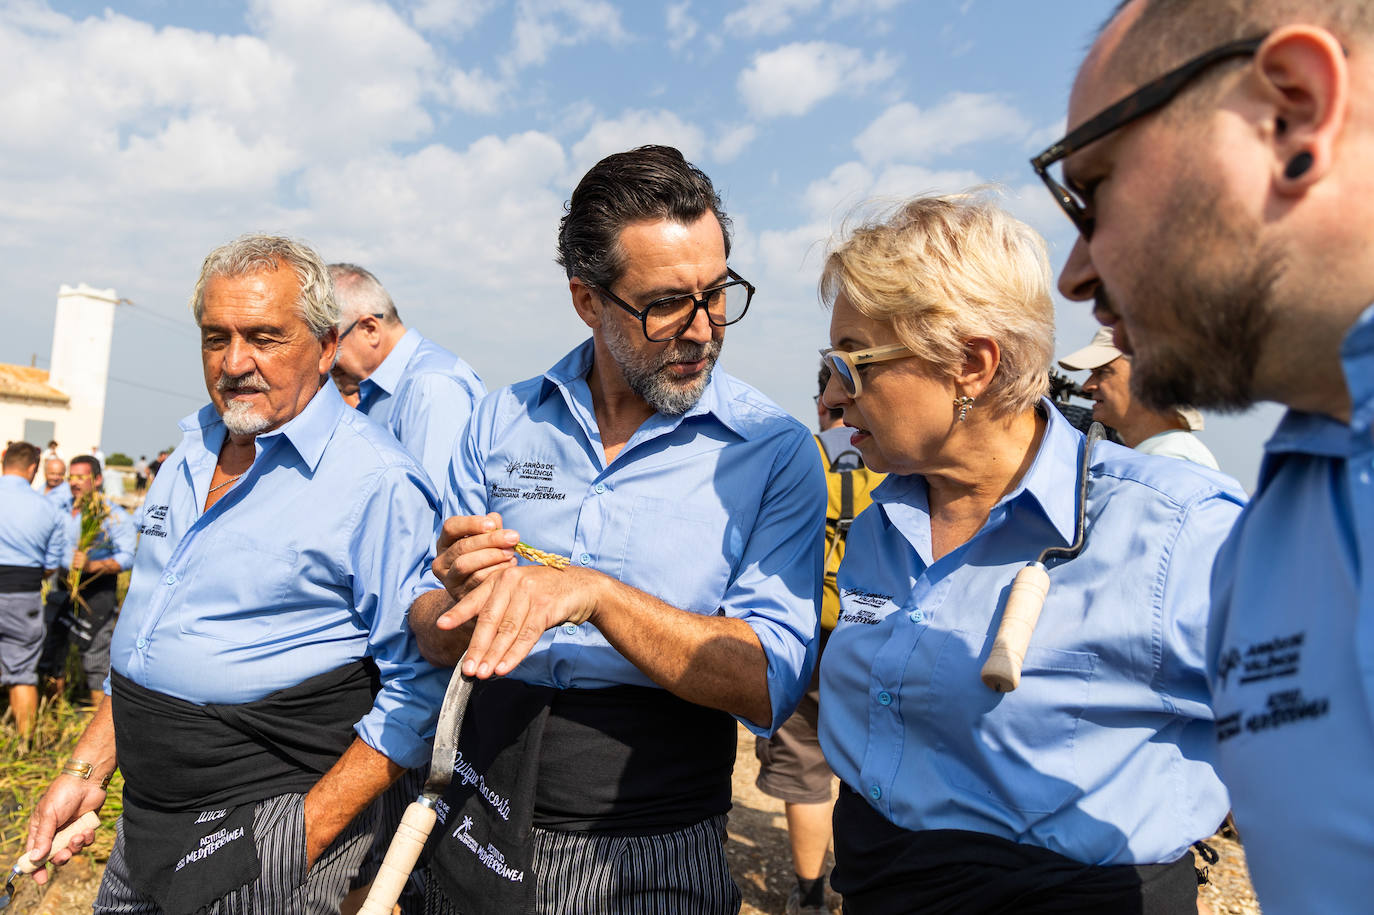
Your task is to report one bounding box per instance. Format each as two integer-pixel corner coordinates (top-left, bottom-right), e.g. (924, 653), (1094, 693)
(108, 509), (138, 569)
(723, 428), (826, 736)
(349, 465), (450, 769)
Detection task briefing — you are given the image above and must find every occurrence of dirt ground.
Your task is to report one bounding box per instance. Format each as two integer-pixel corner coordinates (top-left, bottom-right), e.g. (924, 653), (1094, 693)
(9, 724), (1259, 914)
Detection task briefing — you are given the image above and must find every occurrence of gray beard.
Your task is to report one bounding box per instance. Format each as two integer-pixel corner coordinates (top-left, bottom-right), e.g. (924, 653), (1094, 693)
(221, 399), (273, 436)
(602, 318), (721, 416)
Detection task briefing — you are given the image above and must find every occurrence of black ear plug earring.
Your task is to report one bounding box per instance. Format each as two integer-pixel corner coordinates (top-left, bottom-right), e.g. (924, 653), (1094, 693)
(1284, 151), (1314, 179)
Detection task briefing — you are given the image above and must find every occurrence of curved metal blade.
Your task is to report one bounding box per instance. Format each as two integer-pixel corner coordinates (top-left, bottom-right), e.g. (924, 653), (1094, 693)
(422, 653), (475, 800)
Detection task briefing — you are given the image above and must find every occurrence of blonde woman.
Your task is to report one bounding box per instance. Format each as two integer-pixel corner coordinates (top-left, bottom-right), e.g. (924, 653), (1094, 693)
(816, 193), (1244, 914)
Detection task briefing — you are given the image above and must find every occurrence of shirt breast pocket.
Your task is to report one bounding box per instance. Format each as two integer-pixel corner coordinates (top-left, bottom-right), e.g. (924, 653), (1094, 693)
(930, 628), (1098, 815)
(622, 496), (733, 612)
(178, 535), (299, 644)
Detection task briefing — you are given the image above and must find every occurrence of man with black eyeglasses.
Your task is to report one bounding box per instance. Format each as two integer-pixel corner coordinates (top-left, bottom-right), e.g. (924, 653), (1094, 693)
(1046, 3), (1374, 912)
(328, 263), (485, 488)
(409, 145), (825, 915)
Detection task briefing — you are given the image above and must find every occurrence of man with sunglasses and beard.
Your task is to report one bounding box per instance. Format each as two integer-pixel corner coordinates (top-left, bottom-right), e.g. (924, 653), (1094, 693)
(411, 145), (825, 915)
(1049, 2), (1374, 912)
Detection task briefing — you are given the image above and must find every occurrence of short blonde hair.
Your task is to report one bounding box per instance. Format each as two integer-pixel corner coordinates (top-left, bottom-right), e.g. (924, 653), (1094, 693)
(820, 191), (1055, 418)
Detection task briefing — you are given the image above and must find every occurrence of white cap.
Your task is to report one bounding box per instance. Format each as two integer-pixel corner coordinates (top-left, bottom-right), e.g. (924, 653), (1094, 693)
(1058, 326), (1122, 371)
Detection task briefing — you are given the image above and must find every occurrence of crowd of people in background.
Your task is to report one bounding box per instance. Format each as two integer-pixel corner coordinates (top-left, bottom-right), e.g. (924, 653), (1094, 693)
(1, 3), (1371, 914)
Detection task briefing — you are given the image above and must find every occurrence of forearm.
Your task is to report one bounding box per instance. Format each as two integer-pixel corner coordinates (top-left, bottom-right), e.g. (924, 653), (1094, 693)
(410, 588), (474, 667)
(303, 738), (403, 866)
(591, 575), (773, 729)
(68, 697), (118, 778)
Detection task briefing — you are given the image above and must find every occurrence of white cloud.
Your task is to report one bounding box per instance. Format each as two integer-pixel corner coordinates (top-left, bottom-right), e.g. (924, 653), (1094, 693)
(830, 0), (908, 15)
(569, 110), (707, 177)
(714, 124), (757, 163)
(666, 2), (699, 53)
(508, 0), (628, 73)
(447, 66), (505, 114)
(738, 41), (896, 118)
(408, 0), (500, 34)
(854, 93), (1032, 163)
(724, 0), (822, 37)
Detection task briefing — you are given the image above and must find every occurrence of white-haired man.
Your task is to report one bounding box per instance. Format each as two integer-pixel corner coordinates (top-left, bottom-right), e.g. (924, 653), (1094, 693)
(26, 235), (447, 913)
(1048, 1), (1374, 910)
(329, 263), (484, 488)
(1058, 327), (1219, 468)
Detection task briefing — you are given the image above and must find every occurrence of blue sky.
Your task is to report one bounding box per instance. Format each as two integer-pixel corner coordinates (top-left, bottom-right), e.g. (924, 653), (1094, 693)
(1, 0), (1283, 486)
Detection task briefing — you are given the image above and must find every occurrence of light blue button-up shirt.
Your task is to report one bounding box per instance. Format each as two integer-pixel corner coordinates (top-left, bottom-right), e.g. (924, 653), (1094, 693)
(58, 496), (137, 571)
(43, 481), (72, 514)
(358, 328), (486, 488)
(435, 339), (825, 735)
(0, 476), (65, 570)
(110, 382), (448, 769)
(1207, 303), (1374, 913)
(819, 403), (1245, 865)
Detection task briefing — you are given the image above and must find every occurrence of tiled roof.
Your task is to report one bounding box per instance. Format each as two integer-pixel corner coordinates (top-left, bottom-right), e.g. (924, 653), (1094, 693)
(0, 364), (69, 405)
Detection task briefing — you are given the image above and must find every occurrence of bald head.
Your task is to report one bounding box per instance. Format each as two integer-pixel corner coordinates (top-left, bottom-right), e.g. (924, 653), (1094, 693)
(43, 456), (65, 490)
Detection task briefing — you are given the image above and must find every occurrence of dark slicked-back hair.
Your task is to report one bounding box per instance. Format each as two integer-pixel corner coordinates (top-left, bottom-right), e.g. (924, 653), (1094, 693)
(557, 145), (732, 290)
(1104, 0), (1374, 88)
(2, 441), (40, 471)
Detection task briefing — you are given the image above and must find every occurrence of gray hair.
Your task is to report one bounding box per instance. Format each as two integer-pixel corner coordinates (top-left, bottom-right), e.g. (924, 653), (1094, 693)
(190, 234), (338, 339)
(328, 263), (401, 324)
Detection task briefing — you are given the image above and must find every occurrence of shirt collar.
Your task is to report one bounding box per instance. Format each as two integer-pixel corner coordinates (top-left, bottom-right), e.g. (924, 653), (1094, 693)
(538, 338), (745, 438)
(0, 475), (30, 490)
(1257, 301), (1374, 474)
(362, 327), (422, 398)
(872, 399), (1081, 548)
(177, 381), (344, 473)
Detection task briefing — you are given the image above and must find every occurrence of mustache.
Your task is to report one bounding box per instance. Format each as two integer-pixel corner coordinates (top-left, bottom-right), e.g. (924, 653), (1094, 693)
(217, 371), (270, 393)
(657, 339), (720, 369)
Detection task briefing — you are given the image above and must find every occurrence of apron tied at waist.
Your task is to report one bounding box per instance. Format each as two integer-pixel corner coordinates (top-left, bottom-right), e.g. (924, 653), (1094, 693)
(427, 680), (736, 914)
(110, 660), (380, 914)
(0, 564), (43, 593)
(831, 783), (1200, 915)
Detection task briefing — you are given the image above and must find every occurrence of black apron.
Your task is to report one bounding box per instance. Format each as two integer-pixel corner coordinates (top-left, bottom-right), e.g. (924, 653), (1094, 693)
(111, 660), (379, 914)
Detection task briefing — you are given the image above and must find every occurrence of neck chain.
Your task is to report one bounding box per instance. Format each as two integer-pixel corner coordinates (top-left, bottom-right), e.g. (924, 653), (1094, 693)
(208, 473), (244, 495)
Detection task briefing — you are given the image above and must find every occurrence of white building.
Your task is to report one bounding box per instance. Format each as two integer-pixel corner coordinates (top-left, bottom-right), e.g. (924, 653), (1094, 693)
(0, 284), (116, 460)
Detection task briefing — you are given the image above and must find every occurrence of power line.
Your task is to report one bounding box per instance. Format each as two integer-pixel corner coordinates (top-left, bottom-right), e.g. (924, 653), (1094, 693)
(107, 374), (204, 403)
(117, 298), (199, 337)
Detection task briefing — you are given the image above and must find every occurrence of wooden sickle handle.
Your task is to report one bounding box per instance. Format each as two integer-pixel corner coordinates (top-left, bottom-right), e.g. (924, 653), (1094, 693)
(981, 563), (1050, 692)
(357, 800), (438, 915)
(14, 811), (101, 875)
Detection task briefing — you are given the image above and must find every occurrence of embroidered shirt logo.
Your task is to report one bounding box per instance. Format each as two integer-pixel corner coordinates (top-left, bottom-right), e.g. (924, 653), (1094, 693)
(492, 459), (567, 502)
(140, 503), (170, 538)
(1216, 630), (1330, 742)
(838, 588), (895, 625)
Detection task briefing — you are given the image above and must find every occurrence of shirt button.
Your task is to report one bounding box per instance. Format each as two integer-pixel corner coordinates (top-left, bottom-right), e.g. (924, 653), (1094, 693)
(594, 482), (606, 494)
(877, 691), (893, 706)
(561, 622), (579, 635)
(1361, 470), (1371, 485)
(136, 638), (147, 649)
(907, 609), (923, 623)
(579, 553), (591, 565)
(163, 573), (177, 585)
(869, 785), (882, 801)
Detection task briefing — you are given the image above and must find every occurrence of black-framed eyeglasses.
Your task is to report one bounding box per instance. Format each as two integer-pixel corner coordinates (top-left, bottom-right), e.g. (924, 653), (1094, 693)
(338, 313), (385, 341)
(1031, 34), (1267, 239)
(591, 269), (756, 342)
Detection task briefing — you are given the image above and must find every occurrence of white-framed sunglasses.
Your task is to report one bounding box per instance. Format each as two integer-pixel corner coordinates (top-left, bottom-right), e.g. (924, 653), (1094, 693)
(819, 344), (913, 398)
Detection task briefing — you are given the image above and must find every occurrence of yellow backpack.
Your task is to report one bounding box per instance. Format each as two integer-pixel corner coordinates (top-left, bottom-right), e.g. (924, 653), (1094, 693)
(816, 435), (884, 631)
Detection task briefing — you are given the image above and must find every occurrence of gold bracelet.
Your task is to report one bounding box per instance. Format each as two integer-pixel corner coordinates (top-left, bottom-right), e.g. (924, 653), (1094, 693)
(61, 758), (113, 789)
